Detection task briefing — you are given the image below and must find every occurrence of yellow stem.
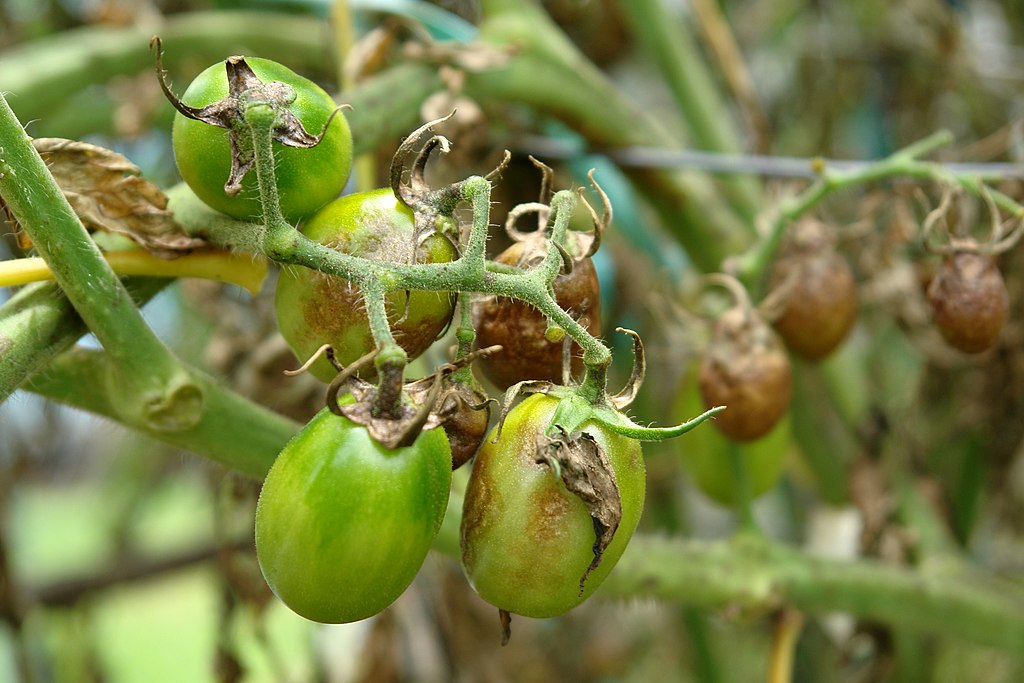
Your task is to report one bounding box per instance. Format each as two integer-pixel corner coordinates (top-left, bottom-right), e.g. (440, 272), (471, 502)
(0, 250), (267, 294)
(766, 609), (806, 683)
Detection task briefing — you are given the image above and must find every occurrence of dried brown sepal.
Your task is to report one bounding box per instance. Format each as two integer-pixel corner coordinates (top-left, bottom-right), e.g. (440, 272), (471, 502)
(321, 345), (500, 451)
(31, 138), (203, 258)
(390, 113), (456, 211)
(609, 327), (645, 410)
(151, 36), (343, 197)
(536, 427), (621, 595)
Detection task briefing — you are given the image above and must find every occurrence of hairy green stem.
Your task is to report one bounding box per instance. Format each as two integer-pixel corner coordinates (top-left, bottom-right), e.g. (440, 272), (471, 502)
(734, 130), (1024, 293)
(0, 94), (201, 431)
(603, 534), (1024, 653)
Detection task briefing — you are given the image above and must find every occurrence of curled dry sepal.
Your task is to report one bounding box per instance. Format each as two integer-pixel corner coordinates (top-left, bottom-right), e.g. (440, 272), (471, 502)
(151, 36), (342, 198)
(311, 345), (498, 452)
(2, 138), (203, 258)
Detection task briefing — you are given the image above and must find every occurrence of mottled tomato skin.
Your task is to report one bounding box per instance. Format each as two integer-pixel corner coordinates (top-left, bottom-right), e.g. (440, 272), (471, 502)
(928, 251), (1008, 353)
(255, 406), (452, 624)
(274, 189), (457, 381)
(699, 307), (792, 442)
(771, 249), (858, 360)
(460, 394), (645, 618)
(172, 58), (352, 222)
(474, 242), (601, 389)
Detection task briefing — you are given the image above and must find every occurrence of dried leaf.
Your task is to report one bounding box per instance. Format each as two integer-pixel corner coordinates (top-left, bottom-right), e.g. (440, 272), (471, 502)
(33, 138), (205, 258)
(537, 428), (622, 594)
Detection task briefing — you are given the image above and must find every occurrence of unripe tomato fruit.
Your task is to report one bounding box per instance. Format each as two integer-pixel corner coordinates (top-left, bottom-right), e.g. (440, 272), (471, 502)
(255, 405), (452, 623)
(460, 394), (645, 618)
(928, 251), (1008, 353)
(172, 58), (352, 222)
(275, 189), (457, 382)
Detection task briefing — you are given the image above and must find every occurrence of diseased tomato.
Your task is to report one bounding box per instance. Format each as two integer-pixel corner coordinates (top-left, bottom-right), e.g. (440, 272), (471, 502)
(474, 243), (601, 389)
(699, 306), (792, 442)
(255, 404), (452, 623)
(676, 365), (789, 505)
(770, 221), (858, 360)
(460, 393), (644, 618)
(928, 250), (1008, 353)
(274, 189), (457, 381)
(171, 57), (352, 222)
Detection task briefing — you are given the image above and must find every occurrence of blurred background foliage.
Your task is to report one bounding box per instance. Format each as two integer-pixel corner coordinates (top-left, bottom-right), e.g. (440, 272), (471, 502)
(1, 0), (1024, 681)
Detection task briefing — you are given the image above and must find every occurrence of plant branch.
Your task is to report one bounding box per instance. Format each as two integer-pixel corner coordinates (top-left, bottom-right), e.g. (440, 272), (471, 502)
(24, 347), (297, 477)
(0, 94), (205, 432)
(733, 130), (1024, 294)
(0, 278), (167, 404)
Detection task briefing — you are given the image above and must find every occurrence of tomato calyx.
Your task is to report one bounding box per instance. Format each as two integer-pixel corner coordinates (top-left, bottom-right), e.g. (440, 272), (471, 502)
(152, 36), (344, 198)
(291, 343), (498, 451)
(390, 113), (511, 246)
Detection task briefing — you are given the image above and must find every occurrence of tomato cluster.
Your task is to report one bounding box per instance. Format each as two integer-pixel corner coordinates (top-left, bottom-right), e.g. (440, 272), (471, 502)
(161, 50), (1021, 638)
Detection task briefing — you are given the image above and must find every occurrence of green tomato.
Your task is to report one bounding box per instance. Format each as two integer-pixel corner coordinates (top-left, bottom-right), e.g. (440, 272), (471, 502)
(460, 394), (645, 618)
(274, 189), (457, 382)
(172, 57), (352, 222)
(255, 405), (452, 623)
(676, 366), (789, 506)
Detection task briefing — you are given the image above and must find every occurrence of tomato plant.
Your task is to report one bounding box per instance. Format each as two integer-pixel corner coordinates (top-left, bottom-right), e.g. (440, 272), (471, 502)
(274, 189), (457, 381)
(171, 57), (353, 222)
(460, 393), (645, 618)
(254, 403), (452, 624)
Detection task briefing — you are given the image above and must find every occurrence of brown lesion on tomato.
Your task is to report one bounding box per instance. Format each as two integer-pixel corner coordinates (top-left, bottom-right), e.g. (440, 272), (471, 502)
(459, 457), (500, 570)
(534, 428), (621, 594)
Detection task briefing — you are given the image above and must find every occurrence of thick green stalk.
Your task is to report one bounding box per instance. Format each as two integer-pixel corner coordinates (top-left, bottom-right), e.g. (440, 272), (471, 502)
(601, 534), (1024, 653)
(25, 347), (297, 477)
(0, 279), (167, 403)
(0, 94), (201, 431)
(620, 0), (763, 223)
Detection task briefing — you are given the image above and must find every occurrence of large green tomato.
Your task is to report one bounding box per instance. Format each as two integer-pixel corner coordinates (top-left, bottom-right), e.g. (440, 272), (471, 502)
(460, 394), (645, 618)
(172, 57), (352, 222)
(274, 189), (457, 382)
(255, 405), (452, 623)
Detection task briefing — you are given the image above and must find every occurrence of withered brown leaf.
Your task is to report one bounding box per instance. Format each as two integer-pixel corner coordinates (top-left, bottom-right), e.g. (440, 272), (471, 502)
(31, 138), (205, 258)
